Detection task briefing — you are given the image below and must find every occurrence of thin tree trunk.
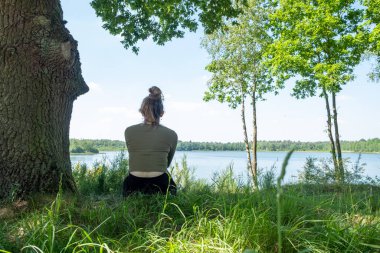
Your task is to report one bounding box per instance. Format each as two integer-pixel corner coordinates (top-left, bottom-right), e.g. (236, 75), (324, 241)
(0, 0), (88, 198)
(240, 92), (254, 187)
(251, 89), (258, 189)
(322, 88), (339, 182)
(332, 92), (344, 182)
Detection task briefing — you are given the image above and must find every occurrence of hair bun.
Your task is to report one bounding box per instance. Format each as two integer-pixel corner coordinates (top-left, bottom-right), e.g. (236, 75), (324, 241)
(148, 86), (162, 99)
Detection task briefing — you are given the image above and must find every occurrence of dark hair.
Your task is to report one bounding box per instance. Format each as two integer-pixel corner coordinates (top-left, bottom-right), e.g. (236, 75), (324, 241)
(139, 86), (164, 125)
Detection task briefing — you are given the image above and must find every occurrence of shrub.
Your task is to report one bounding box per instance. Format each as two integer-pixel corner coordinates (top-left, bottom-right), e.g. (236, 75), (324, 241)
(169, 155), (195, 191)
(258, 164), (276, 190)
(71, 146), (85, 153)
(298, 155), (380, 185)
(72, 151), (129, 195)
(86, 147), (99, 153)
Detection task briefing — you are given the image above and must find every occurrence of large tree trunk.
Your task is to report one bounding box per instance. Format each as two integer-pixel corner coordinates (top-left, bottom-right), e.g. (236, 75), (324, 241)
(0, 0), (88, 198)
(332, 92), (344, 182)
(322, 88), (339, 182)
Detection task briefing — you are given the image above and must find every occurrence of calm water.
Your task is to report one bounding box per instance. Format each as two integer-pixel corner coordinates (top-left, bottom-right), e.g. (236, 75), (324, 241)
(71, 151), (380, 182)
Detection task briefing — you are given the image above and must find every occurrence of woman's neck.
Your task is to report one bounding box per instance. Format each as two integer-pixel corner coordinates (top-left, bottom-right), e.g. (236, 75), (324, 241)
(144, 120), (158, 125)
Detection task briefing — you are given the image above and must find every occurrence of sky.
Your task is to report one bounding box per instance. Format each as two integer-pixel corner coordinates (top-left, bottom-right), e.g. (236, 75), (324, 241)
(62, 0), (380, 143)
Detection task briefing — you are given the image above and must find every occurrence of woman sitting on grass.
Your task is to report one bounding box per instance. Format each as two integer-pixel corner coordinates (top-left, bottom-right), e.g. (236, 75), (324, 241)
(123, 86), (178, 196)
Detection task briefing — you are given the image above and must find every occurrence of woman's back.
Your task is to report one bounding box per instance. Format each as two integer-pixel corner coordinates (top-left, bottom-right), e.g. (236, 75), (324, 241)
(122, 86), (178, 196)
(125, 123), (177, 173)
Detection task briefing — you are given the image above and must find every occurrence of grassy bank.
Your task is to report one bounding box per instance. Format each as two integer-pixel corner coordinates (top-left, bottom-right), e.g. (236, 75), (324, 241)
(1, 155), (379, 252)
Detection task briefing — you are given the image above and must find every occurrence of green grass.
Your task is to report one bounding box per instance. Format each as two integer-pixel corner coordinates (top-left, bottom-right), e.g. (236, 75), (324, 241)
(0, 154), (379, 252)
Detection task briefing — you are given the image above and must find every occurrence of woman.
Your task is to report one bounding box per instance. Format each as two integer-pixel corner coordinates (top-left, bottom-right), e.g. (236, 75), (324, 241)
(123, 86), (178, 196)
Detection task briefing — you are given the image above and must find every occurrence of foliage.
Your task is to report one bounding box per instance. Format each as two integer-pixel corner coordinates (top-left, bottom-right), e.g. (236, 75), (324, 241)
(70, 139), (125, 151)
(276, 150), (294, 253)
(268, 0), (365, 97)
(169, 155), (196, 191)
(364, 0), (380, 81)
(299, 154), (380, 185)
(71, 146), (99, 154)
(87, 147), (100, 154)
(202, 0), (282, 189)
(71, 146), (86, 154)
(257, 165), (276, 190)
(176, 138), (380, 152)
(211, 165), (241, 193)
(67, 138), (380, 153)
(203, 0), (277, 108)
(72, 151), (129, 195)
(267, 0), (368, 183)
(69, 138), (380, 153)
(90, 0), (247, 54)
(299, 157), (337, 184)
(1, 154), (380, 252)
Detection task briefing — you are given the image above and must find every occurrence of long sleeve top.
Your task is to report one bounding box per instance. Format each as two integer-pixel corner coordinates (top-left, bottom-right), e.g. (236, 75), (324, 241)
(125, 123), (178, 172)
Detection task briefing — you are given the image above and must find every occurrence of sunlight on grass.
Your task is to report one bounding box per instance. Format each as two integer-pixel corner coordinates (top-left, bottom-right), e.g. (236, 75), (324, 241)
(0, 153), (379, 252)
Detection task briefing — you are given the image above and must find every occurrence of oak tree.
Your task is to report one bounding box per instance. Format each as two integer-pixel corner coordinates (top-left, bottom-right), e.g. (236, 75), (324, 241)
(0, 1), (88, 198)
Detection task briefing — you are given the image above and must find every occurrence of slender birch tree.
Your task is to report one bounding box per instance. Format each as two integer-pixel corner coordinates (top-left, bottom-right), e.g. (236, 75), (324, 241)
(203, 0), (280, 189)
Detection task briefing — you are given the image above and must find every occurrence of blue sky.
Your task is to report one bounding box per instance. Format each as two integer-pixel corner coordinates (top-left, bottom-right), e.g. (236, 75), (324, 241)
(63, 0), (380, 142)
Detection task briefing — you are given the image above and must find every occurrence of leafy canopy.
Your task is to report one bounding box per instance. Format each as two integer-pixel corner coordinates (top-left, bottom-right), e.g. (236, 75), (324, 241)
(203, 0), (278, 109)
(91, 0), (247, 53)
(363, 0), (380, 81)
(268, 0), (366, 98)
(364, 0), (380, 53)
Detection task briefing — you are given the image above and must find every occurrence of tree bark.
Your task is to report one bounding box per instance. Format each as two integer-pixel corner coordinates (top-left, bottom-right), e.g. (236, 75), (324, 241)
(322, 88), (339, 182)
(0, 0), (88, 198)
(332, 92), (344, 182)
(240, 92), (254, 188)
(251, 89), (258, 189)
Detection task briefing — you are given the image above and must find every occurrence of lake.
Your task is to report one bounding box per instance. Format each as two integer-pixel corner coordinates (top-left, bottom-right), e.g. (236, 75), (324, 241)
(70, 151), (380, 183)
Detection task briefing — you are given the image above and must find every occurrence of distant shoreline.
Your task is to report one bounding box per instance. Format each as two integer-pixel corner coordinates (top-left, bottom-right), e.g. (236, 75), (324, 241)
(70, 152), (102, 155)
(69, 138), (380, 154)
(70, 150), (380, 155)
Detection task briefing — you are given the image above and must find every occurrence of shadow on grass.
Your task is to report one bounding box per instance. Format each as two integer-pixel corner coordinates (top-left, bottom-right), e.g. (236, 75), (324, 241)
(1, 183), (379, 253)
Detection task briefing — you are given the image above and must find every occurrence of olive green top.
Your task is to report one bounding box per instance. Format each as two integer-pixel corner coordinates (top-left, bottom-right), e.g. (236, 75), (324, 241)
(125, 123), (178, 172)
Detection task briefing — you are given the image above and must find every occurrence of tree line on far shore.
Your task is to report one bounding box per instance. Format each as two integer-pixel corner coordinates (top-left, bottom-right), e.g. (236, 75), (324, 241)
(69, 138), (380, 153)
(70, 139), (124, 153)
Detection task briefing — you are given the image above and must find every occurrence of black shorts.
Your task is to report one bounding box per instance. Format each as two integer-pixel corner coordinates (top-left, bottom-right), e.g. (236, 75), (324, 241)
(122, 173), (177, 197)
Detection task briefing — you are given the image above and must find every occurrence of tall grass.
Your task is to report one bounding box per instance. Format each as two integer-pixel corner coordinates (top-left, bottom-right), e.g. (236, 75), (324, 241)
(72, 151), (128, 195)
(0, 152), (379, 252)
